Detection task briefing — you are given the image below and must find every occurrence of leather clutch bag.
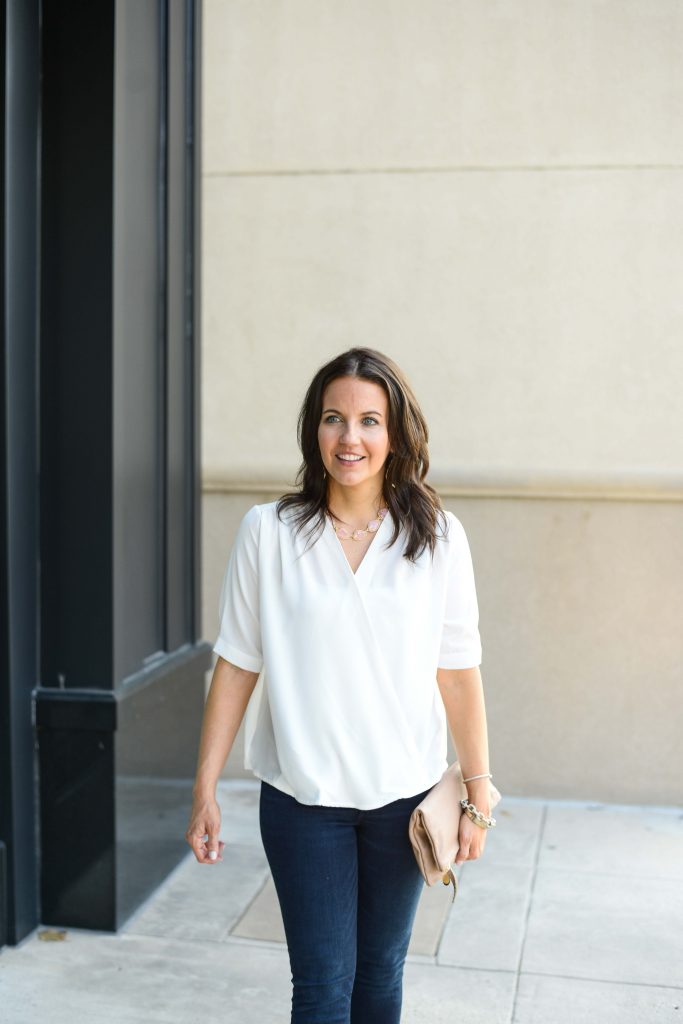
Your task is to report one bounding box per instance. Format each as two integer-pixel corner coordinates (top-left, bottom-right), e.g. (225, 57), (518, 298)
(408, 761), (502, 900)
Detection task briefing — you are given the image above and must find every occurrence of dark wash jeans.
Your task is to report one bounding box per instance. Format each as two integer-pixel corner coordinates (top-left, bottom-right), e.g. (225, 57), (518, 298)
(259, 779), (433, 1024)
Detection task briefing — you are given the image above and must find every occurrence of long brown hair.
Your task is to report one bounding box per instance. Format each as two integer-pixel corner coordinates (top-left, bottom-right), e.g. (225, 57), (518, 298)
(276, 348), (448, 562)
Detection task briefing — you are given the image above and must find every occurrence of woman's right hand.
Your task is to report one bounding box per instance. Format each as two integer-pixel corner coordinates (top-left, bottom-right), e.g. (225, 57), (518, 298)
(185, 794), (226, 864)
(184, 658), (258, 864)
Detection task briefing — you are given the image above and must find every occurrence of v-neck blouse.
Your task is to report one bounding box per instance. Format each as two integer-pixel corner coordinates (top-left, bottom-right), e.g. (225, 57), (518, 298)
(213, 500), (482, 809)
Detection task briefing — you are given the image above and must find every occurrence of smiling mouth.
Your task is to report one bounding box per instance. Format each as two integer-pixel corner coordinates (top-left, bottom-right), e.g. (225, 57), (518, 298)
(336, 454), (365, 464)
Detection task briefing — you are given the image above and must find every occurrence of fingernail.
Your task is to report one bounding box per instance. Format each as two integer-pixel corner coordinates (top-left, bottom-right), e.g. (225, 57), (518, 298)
(209, 850), (217, 861)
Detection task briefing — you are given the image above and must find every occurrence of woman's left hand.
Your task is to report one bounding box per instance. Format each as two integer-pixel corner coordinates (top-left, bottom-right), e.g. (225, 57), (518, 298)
(454, 812), (488, 864)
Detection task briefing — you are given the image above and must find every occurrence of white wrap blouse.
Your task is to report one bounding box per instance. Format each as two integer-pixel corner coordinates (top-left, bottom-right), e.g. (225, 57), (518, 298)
(213, 500), (482, 809)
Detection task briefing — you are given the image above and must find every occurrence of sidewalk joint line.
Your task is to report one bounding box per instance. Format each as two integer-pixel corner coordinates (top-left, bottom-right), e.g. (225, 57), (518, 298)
(510, 802), (548, 1023)
(434, 861), (467, 961)
(415, 961), (517, 975)
(220, 934), (288, 951)
(520, 969), (683, 993)
(226, 868), (273, 941)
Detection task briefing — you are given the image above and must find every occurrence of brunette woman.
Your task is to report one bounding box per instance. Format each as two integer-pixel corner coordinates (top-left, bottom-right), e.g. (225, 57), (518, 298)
(186, 348), (493, 1024)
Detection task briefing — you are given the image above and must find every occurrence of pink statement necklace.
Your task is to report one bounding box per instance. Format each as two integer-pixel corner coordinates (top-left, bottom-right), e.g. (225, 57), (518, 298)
(328, 506), (389, 541)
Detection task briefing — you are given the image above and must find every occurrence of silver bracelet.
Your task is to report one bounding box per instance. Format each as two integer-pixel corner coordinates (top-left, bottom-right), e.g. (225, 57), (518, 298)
(460, 797), (497, 829)
(462, 772), (493, 783)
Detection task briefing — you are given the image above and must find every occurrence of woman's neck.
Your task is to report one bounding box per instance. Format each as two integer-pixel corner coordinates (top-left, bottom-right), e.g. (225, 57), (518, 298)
(326, 481), (386, 525)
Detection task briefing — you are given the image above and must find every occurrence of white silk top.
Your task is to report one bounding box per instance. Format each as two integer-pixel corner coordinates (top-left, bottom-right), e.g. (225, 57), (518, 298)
(213, 500), (482, 809)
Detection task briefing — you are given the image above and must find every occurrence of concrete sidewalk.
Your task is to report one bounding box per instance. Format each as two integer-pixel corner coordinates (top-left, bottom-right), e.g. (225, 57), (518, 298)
(1, 780), (682, 1023)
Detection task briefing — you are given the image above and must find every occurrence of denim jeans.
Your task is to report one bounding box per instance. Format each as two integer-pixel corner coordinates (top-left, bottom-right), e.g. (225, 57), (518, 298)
(259, 779), (433, 1024)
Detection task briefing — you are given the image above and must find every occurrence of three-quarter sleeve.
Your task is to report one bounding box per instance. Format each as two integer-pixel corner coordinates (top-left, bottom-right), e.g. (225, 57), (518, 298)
(212, 504), (263, 673)
(437, 512), (483, 669)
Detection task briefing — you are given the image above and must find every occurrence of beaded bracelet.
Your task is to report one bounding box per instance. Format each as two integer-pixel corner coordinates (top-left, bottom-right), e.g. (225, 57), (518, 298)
(460, 797), (497, 829)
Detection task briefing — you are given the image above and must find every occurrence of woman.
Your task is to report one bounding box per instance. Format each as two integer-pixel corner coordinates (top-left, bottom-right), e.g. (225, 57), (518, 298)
(185, 347), (493, 1024)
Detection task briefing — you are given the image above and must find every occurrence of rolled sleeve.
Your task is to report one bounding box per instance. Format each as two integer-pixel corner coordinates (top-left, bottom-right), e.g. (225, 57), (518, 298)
(213, 504), (263, 673)
(437, 513), (482, 669)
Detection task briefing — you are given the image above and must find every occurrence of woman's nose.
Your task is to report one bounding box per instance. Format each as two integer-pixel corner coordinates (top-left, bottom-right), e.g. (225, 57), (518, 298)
(340, 421), (359, 443)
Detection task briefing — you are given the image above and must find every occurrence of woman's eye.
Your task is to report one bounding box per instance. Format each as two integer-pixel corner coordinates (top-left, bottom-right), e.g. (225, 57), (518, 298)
(323, 415), (378, 426)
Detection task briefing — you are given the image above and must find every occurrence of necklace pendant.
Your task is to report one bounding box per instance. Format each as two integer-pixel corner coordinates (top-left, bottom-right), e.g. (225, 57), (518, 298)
(329, 505), (389, 542)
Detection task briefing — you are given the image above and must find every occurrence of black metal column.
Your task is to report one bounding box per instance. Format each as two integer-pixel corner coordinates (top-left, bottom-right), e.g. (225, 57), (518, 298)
(0, 0), (41, 948)
(35, 0), (209, 933)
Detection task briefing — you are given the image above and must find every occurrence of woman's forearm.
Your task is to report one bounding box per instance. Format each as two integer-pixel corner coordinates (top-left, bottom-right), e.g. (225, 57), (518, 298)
(436, 665), (491, 813)
(192, 656), (260, 800)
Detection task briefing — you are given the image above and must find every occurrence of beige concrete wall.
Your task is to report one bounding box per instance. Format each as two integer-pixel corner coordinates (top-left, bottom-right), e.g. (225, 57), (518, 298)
(200, 1), (683, 804)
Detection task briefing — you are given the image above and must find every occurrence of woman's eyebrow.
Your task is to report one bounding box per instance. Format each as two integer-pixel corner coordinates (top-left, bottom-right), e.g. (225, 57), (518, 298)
(322, 408), (383, 417)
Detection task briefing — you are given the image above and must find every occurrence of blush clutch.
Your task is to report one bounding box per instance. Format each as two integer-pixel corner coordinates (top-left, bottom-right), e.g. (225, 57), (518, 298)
(408, 761), (502, 900)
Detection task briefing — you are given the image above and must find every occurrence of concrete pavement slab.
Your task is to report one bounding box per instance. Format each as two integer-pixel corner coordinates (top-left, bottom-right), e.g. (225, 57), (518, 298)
(407, 880), (454, 956)
(125, 844), (270, 942)
(438, 860), (534, 971)
(230, 874), (286, 944)
(435, 798), (545, 973)
(0, 929), (292, 1024)
(124, 779), (267, 942)
(522, 867), (683, 987)
(538, 801), (683, 879)
(402, 961), (516, 1023)
(477, 798), (546, 869)
(514, 972), (683, 1023)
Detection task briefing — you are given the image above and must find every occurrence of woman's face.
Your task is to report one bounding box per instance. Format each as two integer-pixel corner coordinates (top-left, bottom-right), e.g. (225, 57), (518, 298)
(317, 376), (392, 492)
